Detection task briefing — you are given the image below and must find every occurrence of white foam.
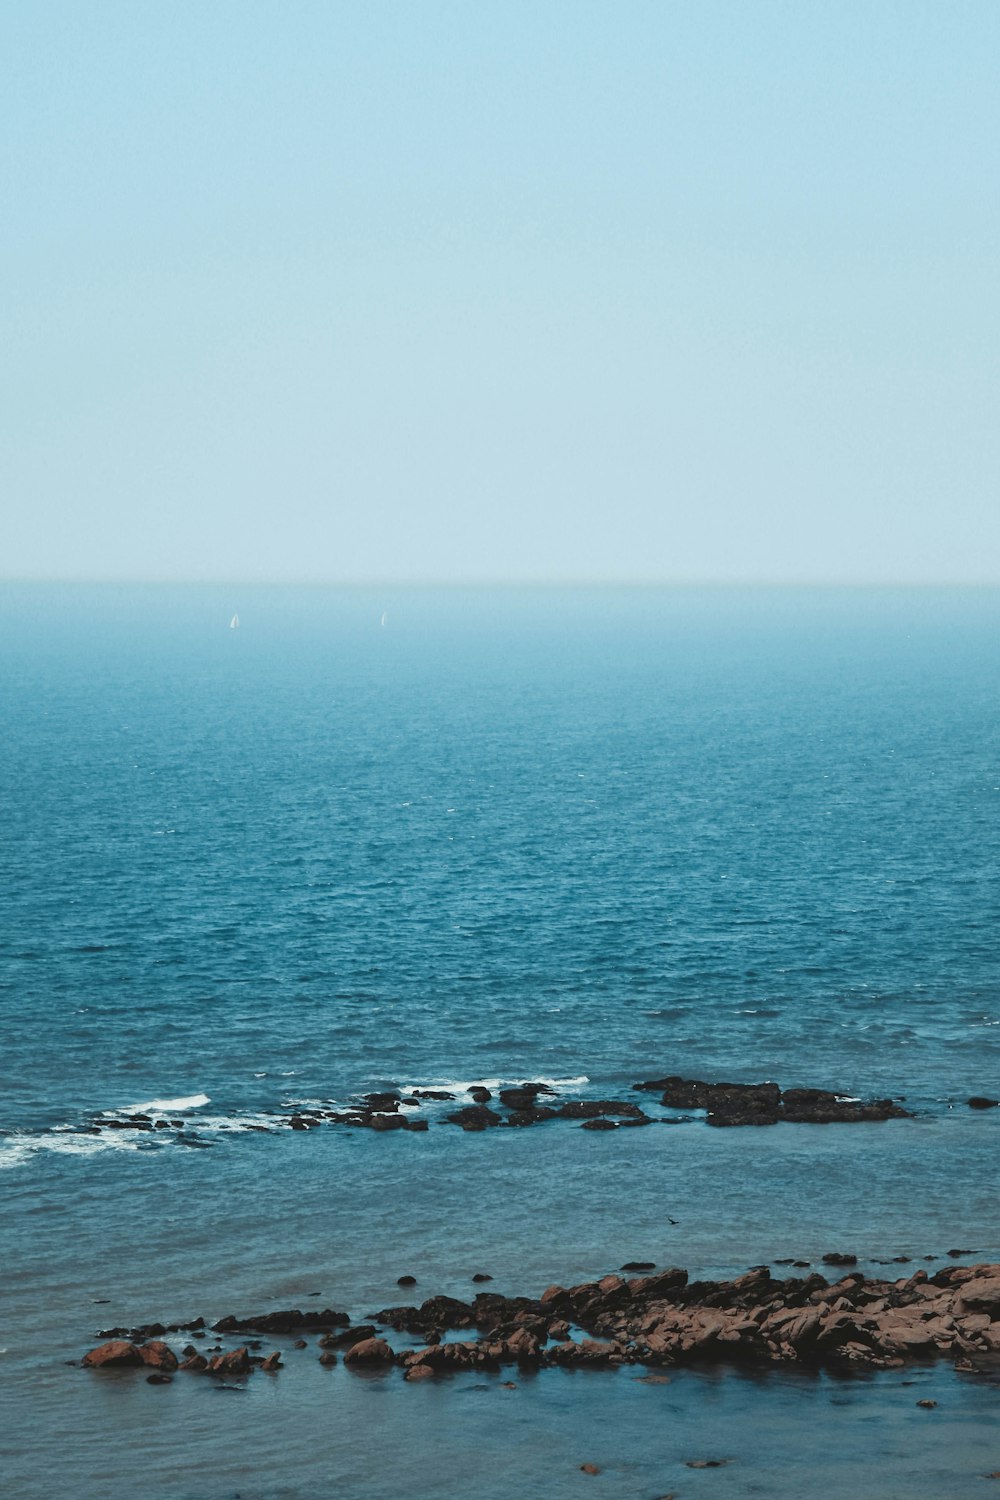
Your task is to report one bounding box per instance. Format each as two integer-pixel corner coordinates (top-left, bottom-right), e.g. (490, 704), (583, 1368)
(400, 1075), (590, 1095)
(0, 1131), (142, 1170)
(120, 1093), (210, 1114)
(194, 1112), (280, 1133)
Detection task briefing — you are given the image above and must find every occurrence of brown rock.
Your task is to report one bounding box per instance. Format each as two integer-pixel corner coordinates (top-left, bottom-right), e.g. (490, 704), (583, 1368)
(404, 1363), (436, 1381)
(261, 1352), (282, 1371)
(957, 1275), (1000, 1314)
(505, 1328), (541, 1362)
(138, 1341), (178, 1371)
(344, 1337), (396, 1365)
(580, 1463), (601, 1475)
(207, 1346), (252, 1376)
(82, 1341), (144, 1368)
(550, 1339), (617, 1366)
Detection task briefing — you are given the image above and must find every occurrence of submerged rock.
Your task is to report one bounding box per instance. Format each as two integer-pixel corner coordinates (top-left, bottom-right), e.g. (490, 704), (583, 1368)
(212, 1307), (350, 1334)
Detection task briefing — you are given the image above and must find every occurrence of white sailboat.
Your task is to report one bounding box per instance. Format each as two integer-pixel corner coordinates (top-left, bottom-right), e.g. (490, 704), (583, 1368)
(230, 614), (240, 629)
(380, 611), (388, 627)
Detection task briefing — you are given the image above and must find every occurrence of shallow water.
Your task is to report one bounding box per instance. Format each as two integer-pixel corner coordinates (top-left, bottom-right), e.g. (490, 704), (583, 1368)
(2, 584), (1000, 1496)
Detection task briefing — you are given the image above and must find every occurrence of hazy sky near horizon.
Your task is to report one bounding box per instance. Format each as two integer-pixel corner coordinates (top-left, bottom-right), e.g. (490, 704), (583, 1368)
(2, 1), (998, 583)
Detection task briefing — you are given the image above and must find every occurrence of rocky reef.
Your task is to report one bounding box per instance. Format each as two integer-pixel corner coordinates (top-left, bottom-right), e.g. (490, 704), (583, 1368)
(80, 1260), (1000, 1385)
(632, 1076), (913, 1127)
(78, 1073), (917, 1143)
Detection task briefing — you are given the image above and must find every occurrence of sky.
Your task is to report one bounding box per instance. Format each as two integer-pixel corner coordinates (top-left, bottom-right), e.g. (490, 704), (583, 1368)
(1, 0), (998, 584)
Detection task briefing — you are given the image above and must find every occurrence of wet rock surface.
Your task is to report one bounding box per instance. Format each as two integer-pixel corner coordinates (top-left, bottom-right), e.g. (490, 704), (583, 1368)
(211, 1307), (350, 1335)
(82, 1260), (1000, 1384)
(633, 1075), (913, 1126)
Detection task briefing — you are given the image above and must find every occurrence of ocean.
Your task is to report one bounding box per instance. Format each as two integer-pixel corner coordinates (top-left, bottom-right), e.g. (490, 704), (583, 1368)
(2, 583), (999, 1498)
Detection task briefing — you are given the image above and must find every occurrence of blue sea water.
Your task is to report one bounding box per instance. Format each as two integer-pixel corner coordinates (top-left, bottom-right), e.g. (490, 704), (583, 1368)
(2, 583), (999, 1498)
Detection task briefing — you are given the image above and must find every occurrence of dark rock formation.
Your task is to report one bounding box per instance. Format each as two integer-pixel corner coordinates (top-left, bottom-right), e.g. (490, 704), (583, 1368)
(634, 1075), (913, 1126)
(557, 1100), (645, 1119)
(504, 1106), (558, 1126)
(443, 1105), (502, 1129)
(212, 1308), (350, 1335)
(318, 1325), (378, 1349)
(499, 1087), (545, 1111)
(361, 1093), (401, 1112)
(376, 1295), (477, 1335)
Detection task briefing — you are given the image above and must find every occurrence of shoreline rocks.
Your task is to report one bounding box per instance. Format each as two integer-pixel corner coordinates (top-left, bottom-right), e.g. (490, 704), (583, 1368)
(82, 1260), (1000, 1384)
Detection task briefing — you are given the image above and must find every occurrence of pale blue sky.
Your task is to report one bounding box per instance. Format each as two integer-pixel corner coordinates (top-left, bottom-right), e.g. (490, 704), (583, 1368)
(2, 1), (998, 582)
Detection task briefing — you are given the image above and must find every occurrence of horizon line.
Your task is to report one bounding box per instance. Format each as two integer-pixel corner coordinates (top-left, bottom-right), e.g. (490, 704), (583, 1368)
(3, 575), (1000, 590)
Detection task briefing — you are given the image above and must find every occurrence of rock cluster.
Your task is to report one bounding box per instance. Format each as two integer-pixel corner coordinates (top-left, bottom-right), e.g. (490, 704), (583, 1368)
(633, 1076), (912, 1126)
(81, 1262), (1000, 1383)
(379, 1262), (1000, 1375)
(78, 1072), (924, 1143)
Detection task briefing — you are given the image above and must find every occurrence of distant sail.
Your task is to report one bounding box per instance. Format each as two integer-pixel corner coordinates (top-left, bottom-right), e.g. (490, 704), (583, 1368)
(230, 614), (239, 629)
(380, 611), (388, 627)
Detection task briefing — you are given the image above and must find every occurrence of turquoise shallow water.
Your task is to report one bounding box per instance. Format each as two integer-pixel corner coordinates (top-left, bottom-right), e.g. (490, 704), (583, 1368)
(2, 584), (1000, 1496)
